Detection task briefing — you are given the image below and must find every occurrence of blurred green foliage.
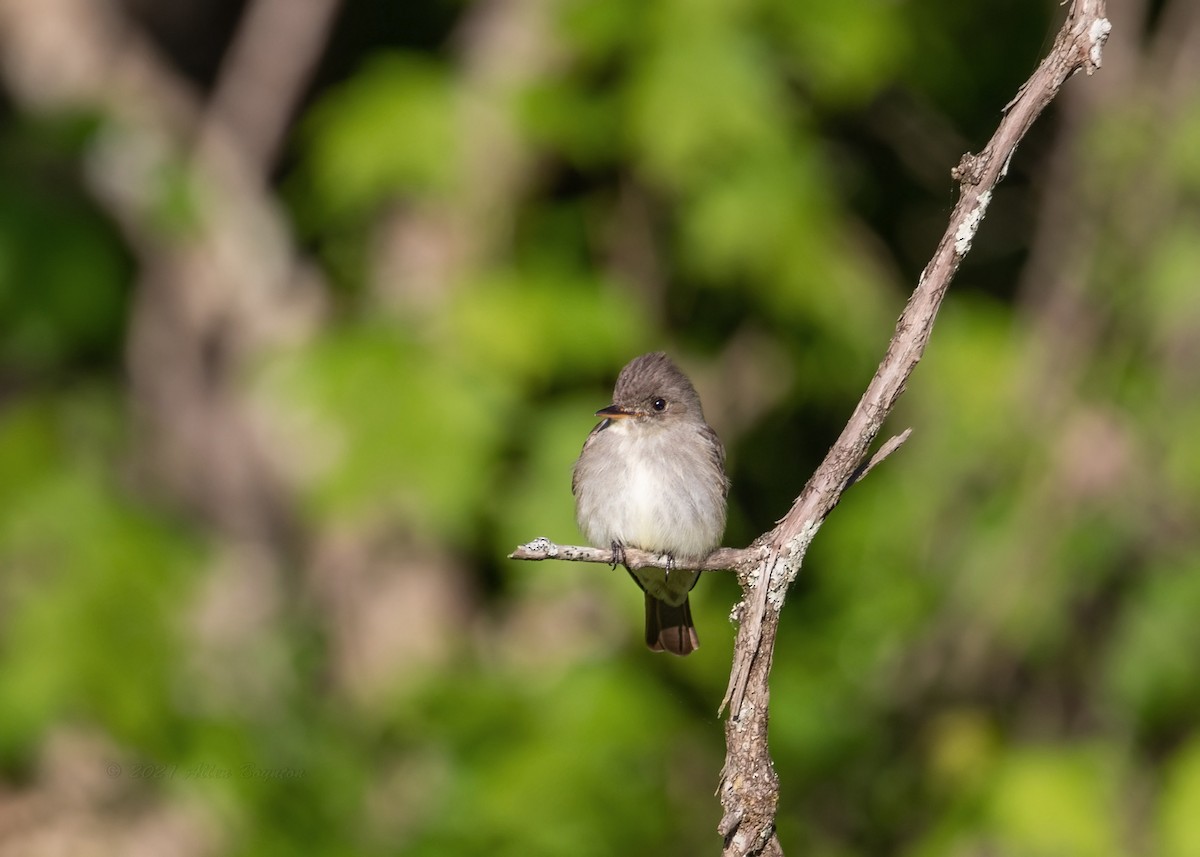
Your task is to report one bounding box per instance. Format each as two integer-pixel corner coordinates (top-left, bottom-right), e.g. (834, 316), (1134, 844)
(2, 0), (1199, 855)
(0, 117), (131, 373)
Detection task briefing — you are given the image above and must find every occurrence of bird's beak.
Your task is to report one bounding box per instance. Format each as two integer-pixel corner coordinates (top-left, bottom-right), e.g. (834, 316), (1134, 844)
(596, 404), (633, 419)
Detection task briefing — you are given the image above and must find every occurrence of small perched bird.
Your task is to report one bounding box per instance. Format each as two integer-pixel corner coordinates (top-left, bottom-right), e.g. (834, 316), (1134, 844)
(572, 352), (729, 655)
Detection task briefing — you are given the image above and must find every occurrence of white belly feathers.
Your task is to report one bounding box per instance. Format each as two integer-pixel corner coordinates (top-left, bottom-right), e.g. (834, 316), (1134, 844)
(575, 418), (723, 563)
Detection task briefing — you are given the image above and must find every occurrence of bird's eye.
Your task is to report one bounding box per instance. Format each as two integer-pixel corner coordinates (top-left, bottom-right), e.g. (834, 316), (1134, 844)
(652, 398), (666, 411)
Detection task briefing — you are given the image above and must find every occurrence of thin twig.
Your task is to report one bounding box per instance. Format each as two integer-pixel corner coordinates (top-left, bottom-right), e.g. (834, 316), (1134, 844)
(844, 428), (913, 490)
(509, 539), (758, 573)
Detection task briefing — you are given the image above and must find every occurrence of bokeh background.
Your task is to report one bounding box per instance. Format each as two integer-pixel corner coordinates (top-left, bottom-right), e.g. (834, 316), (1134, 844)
(1, 0), (1199, 854)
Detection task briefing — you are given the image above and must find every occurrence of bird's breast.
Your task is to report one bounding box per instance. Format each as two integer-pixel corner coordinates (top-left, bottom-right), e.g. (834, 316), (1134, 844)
(574, 420), (725, 563)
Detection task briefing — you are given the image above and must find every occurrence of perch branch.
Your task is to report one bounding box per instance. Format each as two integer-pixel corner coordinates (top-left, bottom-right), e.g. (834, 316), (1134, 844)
(510, 539), (761, 574)
(509, 1), (1110, 854)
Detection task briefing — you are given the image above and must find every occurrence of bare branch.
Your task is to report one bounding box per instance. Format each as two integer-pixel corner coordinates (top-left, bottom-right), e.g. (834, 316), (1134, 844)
(718, 4), (1109, 854)
(509, 539), (760, 573)
(507, 1), (1111, 854)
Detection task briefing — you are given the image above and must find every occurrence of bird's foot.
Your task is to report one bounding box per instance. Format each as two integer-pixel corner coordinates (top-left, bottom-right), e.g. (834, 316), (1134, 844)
(665, 553), (676, 579)
(609, 541), (627, 569)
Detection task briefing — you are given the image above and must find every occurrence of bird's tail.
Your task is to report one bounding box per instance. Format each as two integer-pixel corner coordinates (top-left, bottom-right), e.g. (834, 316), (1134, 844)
(645, 593), (699, 656)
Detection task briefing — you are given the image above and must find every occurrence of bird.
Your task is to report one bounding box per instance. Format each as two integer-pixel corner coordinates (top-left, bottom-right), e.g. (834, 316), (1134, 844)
(572, 352), (729, 655)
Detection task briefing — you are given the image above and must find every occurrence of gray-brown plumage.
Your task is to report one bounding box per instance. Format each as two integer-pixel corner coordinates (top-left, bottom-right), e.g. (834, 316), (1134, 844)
(572, 352), (728, 655)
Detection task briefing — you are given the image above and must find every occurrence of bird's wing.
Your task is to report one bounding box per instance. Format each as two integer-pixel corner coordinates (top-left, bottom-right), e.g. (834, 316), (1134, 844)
(571, 419), (609, 496)
(702, 424), (731, 500)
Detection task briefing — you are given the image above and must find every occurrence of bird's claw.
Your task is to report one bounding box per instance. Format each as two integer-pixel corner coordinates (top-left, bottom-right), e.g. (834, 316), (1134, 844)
(610, 541), (627, 569)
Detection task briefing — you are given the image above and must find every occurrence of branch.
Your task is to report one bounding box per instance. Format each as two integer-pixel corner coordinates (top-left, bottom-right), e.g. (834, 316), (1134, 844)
(843, 428), (913, 490)
(719, 5), (1109, 854)
(510, 539), (761, 573)
(198, 0), (343, 178)
(508, 2), (1110, 854)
